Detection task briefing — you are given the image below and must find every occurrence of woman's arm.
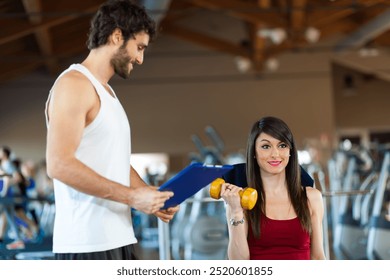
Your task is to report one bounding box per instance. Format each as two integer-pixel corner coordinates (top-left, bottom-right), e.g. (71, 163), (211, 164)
(307, 187), (326, 260)
(226, 207), (250, 259)
(222, 183), (250, 259)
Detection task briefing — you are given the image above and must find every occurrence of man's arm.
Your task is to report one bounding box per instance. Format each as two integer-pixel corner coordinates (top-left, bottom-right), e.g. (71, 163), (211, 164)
(130, 165), (180, 222)
(130, 166), (148, 188)
(46, 73), (172, 214)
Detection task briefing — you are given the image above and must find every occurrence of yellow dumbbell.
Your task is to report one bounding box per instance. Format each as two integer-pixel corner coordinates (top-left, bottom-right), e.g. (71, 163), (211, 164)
(209, 178), (258, 210)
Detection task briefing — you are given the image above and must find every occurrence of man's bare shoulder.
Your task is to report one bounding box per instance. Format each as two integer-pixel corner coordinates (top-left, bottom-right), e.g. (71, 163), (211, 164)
(52, 70), (95, 98)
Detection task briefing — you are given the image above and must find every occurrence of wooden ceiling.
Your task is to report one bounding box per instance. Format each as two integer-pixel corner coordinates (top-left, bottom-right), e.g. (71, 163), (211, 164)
(0, 0), (389, 85)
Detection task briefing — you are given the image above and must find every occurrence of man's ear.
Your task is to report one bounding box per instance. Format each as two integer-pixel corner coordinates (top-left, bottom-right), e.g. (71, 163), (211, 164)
(109, 28), (123, 45)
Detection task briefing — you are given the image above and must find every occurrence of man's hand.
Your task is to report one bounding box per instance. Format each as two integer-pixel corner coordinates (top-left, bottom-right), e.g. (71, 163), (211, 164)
(129, 186), (174, 214)
(154, 205), (180, 223)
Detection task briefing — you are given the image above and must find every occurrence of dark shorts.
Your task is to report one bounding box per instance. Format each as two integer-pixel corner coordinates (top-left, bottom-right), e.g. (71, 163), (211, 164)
(55, 244), (138, 260)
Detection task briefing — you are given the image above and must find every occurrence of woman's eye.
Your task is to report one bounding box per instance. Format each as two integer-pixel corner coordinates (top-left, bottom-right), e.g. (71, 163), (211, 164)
(279, 143), (288, 148)
(261, 145), (270, 149)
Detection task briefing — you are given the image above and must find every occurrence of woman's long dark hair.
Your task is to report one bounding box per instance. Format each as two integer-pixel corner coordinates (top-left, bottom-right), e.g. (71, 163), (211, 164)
(245, 116), (311, 238)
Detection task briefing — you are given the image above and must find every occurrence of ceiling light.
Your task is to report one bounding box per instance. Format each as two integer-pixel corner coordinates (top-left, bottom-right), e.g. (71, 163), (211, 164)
(269, 28), (287, 45)
(234, 56), (252, 73)
(257, 28), (286, 45)
(305, 27), (321, 43)
(265, 58), (279, 72)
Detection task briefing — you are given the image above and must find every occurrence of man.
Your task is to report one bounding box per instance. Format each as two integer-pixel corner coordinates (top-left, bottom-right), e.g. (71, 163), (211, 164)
(0, 146), (26, 250)
(45, 0), (178, 260)
(0, 146), (16, 176)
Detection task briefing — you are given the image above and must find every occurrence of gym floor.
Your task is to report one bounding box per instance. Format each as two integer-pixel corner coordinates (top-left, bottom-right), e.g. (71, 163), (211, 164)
(0, 242), (158, 260)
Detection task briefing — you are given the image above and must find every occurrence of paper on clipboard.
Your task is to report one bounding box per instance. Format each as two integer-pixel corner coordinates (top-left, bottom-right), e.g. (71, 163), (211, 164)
(158, 163), (234, 209)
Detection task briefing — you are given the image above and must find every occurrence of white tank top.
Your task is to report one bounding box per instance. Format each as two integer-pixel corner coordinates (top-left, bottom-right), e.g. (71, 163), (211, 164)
(45, 64), (137, 253)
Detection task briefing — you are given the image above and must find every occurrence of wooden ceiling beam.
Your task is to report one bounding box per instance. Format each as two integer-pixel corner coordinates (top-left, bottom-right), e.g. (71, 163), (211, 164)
(307, 0), (388, 27)
(291, 0), (307, 30)
(318, 19), (357, 39)
(22, 0), (42, 24)
(353, 0), (388, 5)
(22, 0), (59, 74)
(308, 9), (355, 28)
(163, 0), (197, 22)
(250, 0), (272, 71)
(181, 0), (286, 26)
(162, 23), (251, 58)
(258, 0), (271, 8)
(374, 30), (390, 46)
(251, 36), (267, 72)
(0, 4), (100, 46)
(334, 8), (390, 51)
(277, 0), (288, 12)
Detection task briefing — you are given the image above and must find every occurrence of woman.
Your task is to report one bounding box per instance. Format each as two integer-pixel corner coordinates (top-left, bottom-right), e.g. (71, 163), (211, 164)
(221, 116), (326, 260)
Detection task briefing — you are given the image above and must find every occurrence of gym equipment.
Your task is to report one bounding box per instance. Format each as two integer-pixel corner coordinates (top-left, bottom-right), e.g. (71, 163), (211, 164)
(168, 127), (233, 260)
(331, 157), (366, 260)
(204, 125), (225, 155)
(169, 187), (229, 260)
(209, 178), (257, 210)
(182, 188), (228, 260)
(328, 154), (376, 260)
(323, 145), (390, 260)
(190, 133), (224, 165)
(0, 195), (54, 260)
(367, 151), (390, 260)
(187, 215), (228, 259)
(190, 125), (236, 166)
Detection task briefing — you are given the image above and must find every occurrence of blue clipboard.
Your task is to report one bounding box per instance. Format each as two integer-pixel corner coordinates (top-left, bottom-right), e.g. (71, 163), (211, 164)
(158, 163), (234, 209)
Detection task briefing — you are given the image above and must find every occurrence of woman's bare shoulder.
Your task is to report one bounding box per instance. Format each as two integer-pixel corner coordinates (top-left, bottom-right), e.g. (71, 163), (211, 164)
(305, 186), (323, 203)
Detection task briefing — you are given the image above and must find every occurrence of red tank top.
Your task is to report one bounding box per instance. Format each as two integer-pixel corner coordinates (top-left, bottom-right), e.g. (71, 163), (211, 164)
(248, 214), (310, 260)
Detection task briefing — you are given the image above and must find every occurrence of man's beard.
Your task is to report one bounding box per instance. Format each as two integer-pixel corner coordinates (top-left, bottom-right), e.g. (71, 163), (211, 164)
(111, 44), (132, 79)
